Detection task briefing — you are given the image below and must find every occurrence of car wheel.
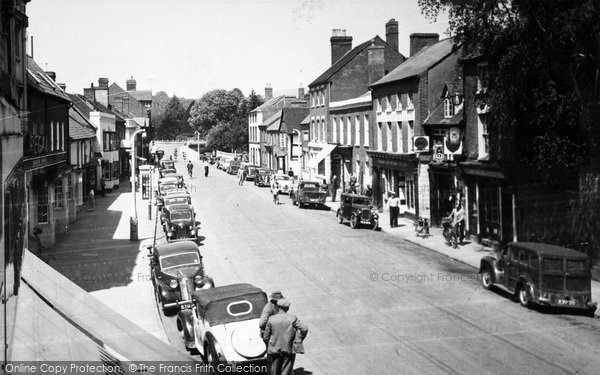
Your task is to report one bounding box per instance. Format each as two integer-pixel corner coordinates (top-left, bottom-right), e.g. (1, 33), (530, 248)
(517, 283), (531, 307)
(205, 341), (220, 367)
(336, 210), (343, 224)
(481, 267), (493, 290)
(350, 215), (358, 229)
(370, 218), (378, 231)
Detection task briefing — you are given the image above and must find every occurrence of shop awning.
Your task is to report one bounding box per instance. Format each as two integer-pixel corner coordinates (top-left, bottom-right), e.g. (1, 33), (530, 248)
(306, 143), (336, 169)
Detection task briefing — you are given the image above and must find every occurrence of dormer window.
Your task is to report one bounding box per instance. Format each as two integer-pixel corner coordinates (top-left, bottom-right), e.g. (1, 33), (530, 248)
(444, 98), (454, 118)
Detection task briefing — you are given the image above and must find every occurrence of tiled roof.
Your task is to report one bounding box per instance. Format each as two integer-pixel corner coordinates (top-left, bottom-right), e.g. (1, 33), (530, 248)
(265, 110), (283, 131)
(68, 93), (94, 117)
(69, 106), (97, 140)
(252, 95), (288, 112)
(423, 104), (463, 126)
(371, 38), (457, 88)
(280, 107), (310, 134)
(27, 56), (71, 102)
(129, 90), (152, 102)
(300, 114), (311, 125)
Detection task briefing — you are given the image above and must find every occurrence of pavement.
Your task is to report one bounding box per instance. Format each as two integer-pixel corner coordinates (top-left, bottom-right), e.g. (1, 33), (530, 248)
(329, 196), (600, 317)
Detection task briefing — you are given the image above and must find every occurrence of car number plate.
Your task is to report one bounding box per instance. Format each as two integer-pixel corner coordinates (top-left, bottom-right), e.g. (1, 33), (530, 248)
(557, 299), (576, 306)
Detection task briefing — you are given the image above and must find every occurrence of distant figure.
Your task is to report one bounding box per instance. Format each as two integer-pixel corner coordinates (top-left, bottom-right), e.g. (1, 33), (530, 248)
(239, 168), (247, 185)
(187, 160), (193, 178)
(321, 179), (328, 192)
(288, 168), (294, 178)
(330, 175), (339, 202)
(100, 177), (106, 197)
(88, 186), (95, 211)
(203, 160), (209, 177)
(365, 185), (373, 197)
(388, 193), (400, 228)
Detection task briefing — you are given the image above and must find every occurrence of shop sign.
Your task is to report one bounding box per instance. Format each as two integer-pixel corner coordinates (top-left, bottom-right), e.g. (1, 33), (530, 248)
(444, 127), (463, 155)
(432, 144), (445, 163)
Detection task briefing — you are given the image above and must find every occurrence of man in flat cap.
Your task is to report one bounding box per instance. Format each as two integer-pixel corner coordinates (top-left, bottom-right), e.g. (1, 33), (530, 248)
(259, 291), (284, 339)
(263, 299), (308, 375)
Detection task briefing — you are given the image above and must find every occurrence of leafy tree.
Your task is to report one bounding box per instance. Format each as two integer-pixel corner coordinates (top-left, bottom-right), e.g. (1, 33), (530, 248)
(188, 89), (244, 136)
(247, 89), (264, 112)
(419, 0), (600, 260)
(154, 96), (189, 140)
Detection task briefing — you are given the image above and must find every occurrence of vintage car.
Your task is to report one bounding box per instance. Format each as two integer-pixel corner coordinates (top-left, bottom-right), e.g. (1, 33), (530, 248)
(170, 173), (185, 187)
(227, 160), (241, 175)
(253, 168), (271, 187)
(160, 168), (177, 178)
(148, 241), (214, 315)
(270, 174), (292, 195)
(291, 181), (327, 209)
(162, 203), (201, 243)
(156, 176), (181, 198)
(158, 190), (192, 219)
(159, 159), (175, 171)
(237, 163), (260, 181)
(177, 283), (267, 362)
(218, 158), (232, 171)
(336, 193), (379, 230)
(479, 242), (597, 314)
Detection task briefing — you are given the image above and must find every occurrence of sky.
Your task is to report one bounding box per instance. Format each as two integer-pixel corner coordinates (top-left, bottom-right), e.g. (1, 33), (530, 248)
(27, 0), (449, 99)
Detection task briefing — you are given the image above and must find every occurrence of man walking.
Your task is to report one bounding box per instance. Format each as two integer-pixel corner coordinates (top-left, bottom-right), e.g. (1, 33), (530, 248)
(259, 291), (284, 338)
(388, 192), (400, 228)
(100, 177), (106, 197)
(203, 159), (209, 177)
(330, 175), (339, 202)
(263, 299), (308, 375)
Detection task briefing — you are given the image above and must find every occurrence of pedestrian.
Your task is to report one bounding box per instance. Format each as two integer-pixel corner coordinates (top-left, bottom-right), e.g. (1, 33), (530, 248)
(320, 178), (328, 193)
(100, 177), (106, 197)
(203, 159), (209, 177)
(271, 186), (280, 205)
(447, 199), (466, 245)
(259, 291), (284, 339)
(388, 192), (400, 228)
(287, 168), (294, 178)
(239, 168), (248, 185)
(88, 185), (95, 211)
(187, 160), (193, 178)
(263, 299), (308, 375)
(330, 175), (339, 202)
(365, 185), (373, 197)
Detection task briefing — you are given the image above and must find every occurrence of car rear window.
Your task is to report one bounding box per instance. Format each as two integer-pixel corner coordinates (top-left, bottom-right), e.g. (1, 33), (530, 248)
(160, 252), (201, 270)
(171, 210), (192, 221)
(566, 259), (586, 274)
(542, 258), (563, 273)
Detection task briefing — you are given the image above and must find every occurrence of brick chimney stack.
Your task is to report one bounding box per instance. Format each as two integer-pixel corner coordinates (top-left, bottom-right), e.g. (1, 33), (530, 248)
(385, 19), (399, 53)
(265, 83), (273, 100)
(298, 86), (305, 99)
(368, 44), (386, 85)
(126, 76), (137, 91)
(98, 77), (109, 88)
(410, 33), (439, 57)
(83, 83), (95, 101)
(96, 78), (109, 106)
(330, 29), (353, 65)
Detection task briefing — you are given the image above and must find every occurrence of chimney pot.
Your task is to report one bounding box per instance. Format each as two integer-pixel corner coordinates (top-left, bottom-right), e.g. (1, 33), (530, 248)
(265, 84), (273, 100)
(385, 19), (399, 53)
(126, 76), (137, 91)
(98, 77), (109, 88)
(330, 30), (353, 65)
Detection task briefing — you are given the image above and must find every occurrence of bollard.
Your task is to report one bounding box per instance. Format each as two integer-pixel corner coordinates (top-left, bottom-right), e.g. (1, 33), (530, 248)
(130, 216), (138, 241)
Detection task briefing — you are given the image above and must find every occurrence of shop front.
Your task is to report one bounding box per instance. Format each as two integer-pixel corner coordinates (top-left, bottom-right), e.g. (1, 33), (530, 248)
(368, 151), (418, 216)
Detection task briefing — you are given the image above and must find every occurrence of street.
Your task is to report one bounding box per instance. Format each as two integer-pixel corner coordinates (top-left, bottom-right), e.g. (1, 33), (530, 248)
(154, 144), (600, 375)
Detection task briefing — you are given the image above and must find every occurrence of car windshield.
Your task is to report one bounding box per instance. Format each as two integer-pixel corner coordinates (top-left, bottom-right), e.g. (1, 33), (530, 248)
(302, 183), (319, 190)
(165, 197), (188, 205)
(160, 252), (201, 271)
(353, 198), (372, 206)
(276, 175), (290, 181)
(161, 162), (174, 169)
(160, 184), (177, 194)
(171, 210), (192, 221)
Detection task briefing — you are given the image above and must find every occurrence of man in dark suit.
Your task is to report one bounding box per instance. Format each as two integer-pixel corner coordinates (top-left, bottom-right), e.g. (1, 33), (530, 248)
(259, 291), (284, 339)
(263, 299), (308, 375)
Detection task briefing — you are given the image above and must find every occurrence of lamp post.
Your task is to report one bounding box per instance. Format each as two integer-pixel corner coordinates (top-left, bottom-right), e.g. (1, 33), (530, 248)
(130, 128), (147, 241)
(195, 130), (200, 160)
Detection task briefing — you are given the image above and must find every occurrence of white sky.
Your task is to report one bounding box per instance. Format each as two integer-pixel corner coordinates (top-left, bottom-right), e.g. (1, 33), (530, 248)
(27, 0), (449, 99)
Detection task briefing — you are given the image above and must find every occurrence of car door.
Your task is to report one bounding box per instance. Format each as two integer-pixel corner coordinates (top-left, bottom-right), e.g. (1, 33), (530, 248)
(504, 246), (520, 292)
(342, 195), (353, 218)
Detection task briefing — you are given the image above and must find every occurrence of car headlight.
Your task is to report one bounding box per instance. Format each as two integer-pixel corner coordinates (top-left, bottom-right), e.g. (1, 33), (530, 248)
(169, 279), (178, 289)
(190, 229), (196, 235)
(167, 231), (173, 237)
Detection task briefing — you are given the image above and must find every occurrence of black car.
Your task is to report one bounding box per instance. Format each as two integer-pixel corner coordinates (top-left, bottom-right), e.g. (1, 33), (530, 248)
(336, 193), (379, 230)
(162, 203), (200, 243)
(148, 241), (214, 315)
(291, 181), (328, 209)
(253, 168), (271, 187)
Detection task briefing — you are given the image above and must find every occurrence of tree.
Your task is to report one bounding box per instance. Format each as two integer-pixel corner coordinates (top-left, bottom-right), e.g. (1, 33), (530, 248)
(419, 0), (600, 260)
(188, 89), (244, 136)
(154, 96), (189, 140)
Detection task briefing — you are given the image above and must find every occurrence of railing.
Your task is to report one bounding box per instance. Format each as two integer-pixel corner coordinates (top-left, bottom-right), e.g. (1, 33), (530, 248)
(23, 133), (49, 156)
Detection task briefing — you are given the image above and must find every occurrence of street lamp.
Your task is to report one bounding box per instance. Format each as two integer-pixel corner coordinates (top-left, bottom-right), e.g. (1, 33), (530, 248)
(130, 128), (147, 241)
(195, 130), (201, 160)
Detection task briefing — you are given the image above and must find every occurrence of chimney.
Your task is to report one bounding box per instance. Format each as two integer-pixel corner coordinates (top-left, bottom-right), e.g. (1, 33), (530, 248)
(385, 19), (399, 53)
(83, 83), (95, 100)
(45, 71), (56, 81)
(368, 44), (386, 85)
(265, 83), (273, 100)
(126, 75), (137, 91)
(410, 33), (439, 57)
(298, 86), (305, 100)
(330, 29), (353, 65)
(57, 83), (66, 91)
(98, 77), (109, 88)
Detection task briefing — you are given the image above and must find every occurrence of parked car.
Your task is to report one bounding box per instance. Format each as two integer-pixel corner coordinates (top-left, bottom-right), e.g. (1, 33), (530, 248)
(160, 168), (177, 178)
(156, 176), (181, 199)
(253, 168), (271, 187)
(336, 193), (379, 230)
(270, 174), (292, 195)
(227, 160), (241, 175)
(162, 203), (201, 243)
(148, 241), (214, 316)
(159, 159), (175, 171)
(219, 159), (232, 171)
(237, 163), (260, 181)
(179, 283), (267, 363)
(479, 242), (597, 315)
(158, 190), (192, 220)
(292, 181), (327, 209)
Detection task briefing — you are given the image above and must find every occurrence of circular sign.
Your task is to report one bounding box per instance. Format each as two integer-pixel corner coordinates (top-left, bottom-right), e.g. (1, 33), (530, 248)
(414, 137), (429, 151)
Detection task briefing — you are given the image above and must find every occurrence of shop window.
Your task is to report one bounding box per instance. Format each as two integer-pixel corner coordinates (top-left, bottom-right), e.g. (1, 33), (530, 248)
(38, 189), (49, 224)
(112, 161), (119, 180)
(54, 179), (64, 208)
